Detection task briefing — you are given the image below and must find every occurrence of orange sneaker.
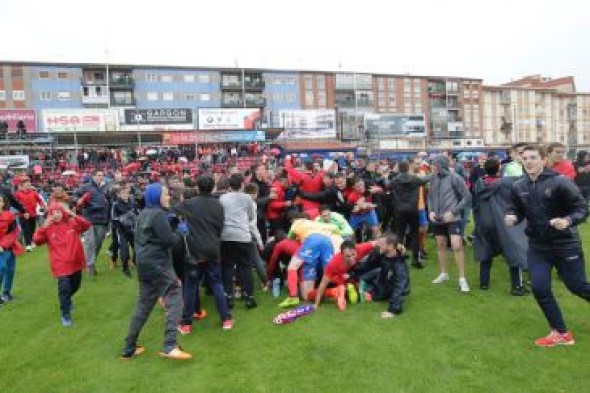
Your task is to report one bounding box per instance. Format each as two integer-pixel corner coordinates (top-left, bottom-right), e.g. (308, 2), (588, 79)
(534, 330), (574, 347)
(177, 324), (192, 335)
(159, 346), (192, 360)
(194, 309), (208, 320)
(336, 285), (346, 311)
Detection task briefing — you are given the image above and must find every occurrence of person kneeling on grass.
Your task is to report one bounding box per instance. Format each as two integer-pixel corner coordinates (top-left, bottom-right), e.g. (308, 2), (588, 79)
(32, 203), (90, 327)
(120, 183), (191, 361)
(311, 239), (378, 311)
(349, 234), (409, 319)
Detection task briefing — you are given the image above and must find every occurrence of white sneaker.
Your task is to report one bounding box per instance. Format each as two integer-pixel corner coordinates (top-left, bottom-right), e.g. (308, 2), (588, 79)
(26, 246), (32, 252)
(459, 277), (470, 293)
(432, 273), (449, 284)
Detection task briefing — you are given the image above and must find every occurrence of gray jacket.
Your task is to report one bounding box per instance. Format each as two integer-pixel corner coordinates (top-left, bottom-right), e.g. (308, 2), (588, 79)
(427, 156), (471, 221)
(219, 191), (256, 243)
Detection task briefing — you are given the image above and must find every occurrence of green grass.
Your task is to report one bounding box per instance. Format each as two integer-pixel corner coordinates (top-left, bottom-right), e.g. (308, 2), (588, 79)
(1, 225), (590, 393)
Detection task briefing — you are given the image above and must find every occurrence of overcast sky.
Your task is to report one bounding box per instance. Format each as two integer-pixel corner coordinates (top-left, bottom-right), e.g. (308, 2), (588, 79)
(3, 0), (590, 90)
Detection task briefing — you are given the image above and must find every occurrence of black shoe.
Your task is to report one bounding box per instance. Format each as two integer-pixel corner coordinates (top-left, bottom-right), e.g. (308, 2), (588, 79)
(480, 284), (489, 290)
(510, 286), (530, 296)
(123, 269), (132, 279)
(245, 297), (257, 310)
(411, 260), (424, 269)
(88, 265), (98, 276)
(226, 296), (234, 309)
(419, 249), (428, 258)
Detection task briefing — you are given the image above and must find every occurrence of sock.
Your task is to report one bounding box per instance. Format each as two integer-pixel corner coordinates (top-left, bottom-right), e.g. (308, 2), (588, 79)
(325, 287), (341, 300)
(418, 231), (426, 250)
(287, 270), (299, 297)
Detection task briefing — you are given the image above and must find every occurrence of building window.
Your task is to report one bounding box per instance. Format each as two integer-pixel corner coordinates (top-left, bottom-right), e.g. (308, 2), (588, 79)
(0, 91), (5, 100)
(39, 91), (51, 101)
(317, 91), (327, 106)
(161, 74), (173, 83)
(199, 93), (211, 101)
(184, 75), (195, 83)
(183, 93), (196, 100)
(11, 68), (23, 78)
(147, 92), (158, 101)
(12, 91), (25, 101)
(58, 72), (69, 79)
(305, 90), (315, 106)
(272, 93), (283, 102)
(198, 74), (210, 83)
(146, 73), (157, 82)
(316, 75), (325, 88)
(57, 91), (71, 100)
(285, 77), (296, 85)
(304, 75), (313, 89)
(163, 92), (174, 101)
(285, 93), (296, 102)
(388, 79), (396, 90)
(39, 71), (50, 79)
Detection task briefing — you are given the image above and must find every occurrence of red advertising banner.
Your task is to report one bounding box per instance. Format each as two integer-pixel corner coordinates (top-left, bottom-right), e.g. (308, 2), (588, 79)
(0, 110), (37, 133)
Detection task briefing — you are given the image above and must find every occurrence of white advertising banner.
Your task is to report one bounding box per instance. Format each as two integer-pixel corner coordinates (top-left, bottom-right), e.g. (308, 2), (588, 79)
(278, 109), (336, 139)
(41, 109), (119, 132)
(198, 108), (261, 130)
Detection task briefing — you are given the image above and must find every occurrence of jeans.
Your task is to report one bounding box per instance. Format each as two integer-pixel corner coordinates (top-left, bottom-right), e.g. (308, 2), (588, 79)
(82, 224), (108, 267)
(528, 244), (590, 333)
(0, 251), (16, 295)
(19, 217), (37, 247)
(57, 271), (82, 317)
(221, 241), (254, 298)
(394, 210), (419, 262)
(124, 267), (182, 353)
(181, 262), (230, 325)
(109, 226), (119, 261)
(117, 229), (135, 269)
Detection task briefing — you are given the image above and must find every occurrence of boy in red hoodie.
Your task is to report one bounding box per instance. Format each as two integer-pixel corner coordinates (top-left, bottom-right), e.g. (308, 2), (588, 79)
(0, 193), (25, 305)
(33, 203), (91, 327)
(15, 178), (47, 251)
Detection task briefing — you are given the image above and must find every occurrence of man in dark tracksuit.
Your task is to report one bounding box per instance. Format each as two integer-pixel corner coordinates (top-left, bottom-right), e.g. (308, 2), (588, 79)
(349, 234), (410, 319)
(389, 161), (430, 269)
(506, 145), (590, 347)
(121, 183), (189, 360)
(173, 175), (233, 333)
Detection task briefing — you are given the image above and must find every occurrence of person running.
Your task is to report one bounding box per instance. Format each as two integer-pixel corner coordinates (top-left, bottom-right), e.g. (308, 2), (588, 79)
(505, 144), (590, 347)
(33, 203), (89, 327)
(121, 183), (190, 360)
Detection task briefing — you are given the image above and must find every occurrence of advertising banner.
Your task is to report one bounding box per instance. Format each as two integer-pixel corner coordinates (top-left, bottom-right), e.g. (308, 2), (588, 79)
(0, 155), (30, 169)
(0, 110), (37, 133)
(162, 130), (265, 145)
(364, 114), (426, 137)
(124, 108), (193, 125)
(278, 109), (336, 139)
(198, 108), (261, 130)
(41, 109), (119, 132)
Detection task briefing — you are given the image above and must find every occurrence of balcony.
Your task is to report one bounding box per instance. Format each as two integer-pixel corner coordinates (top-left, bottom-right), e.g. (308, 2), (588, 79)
(81, 77), (107, 86)
(110, 76), (134, 89)
(110, 97), (136, 107)
(220, 74), (265, 91)
(82, 95), (109, 106)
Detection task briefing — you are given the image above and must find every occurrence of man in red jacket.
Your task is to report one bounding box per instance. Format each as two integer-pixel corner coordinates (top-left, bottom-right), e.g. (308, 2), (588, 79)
(266, 173), (292, 236)
(33, 203), (91, 327)
(547, 142), (576, 180)
(284, 155), (324, 219)
(15, 178), (47, 251)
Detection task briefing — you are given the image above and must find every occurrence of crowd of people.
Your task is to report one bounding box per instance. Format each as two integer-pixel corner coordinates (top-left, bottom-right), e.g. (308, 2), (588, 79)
(0, 141), (588, 360)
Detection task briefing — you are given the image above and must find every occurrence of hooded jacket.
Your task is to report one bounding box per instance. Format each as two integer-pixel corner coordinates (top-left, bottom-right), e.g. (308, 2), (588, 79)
(15, 188), (44, 217)
(390, 172), (430, 213)
(507, 168), (588, 245)
(134, 183), (181, 280)
(33, 204), (91, 277)
(74, 180), (111, 225)
(0, 210), (24, 256)
(427, 156), (471, 221)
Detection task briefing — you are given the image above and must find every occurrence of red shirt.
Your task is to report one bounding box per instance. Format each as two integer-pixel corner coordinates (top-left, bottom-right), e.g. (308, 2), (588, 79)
(15, 189), (44, 217)
(324, 243), (375, 286)
(552, 160), (576, 180)
(346, 190), (373, 215)
(267, 239), (300, 279)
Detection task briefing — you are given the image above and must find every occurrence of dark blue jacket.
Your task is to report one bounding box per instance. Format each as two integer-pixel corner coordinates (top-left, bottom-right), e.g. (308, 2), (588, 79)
(507, 168), (588, 245)
(74, 181), (111, 225)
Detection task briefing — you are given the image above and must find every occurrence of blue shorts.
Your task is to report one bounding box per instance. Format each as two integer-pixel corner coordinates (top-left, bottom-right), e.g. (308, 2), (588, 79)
(349, 210), (379, 230)
(297, 234), (334, 281)
(418, 209), (428, 227)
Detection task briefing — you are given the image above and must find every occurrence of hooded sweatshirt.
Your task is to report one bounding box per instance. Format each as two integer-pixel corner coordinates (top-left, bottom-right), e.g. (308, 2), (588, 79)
(427, 156), (471, 221)
(134, 183), (181, 280)
(33, 204), (91, 277)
